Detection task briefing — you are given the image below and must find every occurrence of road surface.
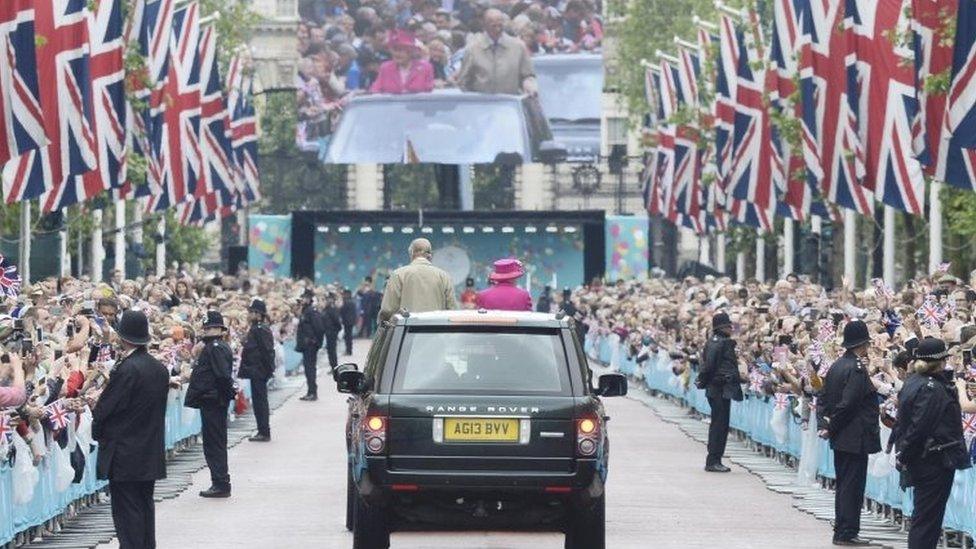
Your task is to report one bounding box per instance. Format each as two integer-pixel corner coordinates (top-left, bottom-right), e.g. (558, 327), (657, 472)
(101, 340), (835, 549)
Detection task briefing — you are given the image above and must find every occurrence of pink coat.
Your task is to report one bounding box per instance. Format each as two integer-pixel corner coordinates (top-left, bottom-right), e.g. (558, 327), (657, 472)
(369, 60), (434, 94)
(475, 282), (533, 312)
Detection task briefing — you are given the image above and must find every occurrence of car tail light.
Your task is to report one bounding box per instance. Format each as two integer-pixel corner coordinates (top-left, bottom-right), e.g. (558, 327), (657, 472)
(363, 415), (387, 455)
(576, 414), (600, 457)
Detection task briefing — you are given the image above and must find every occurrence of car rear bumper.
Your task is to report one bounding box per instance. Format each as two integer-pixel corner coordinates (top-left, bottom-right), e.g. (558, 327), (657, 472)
(358, 455), (603, 501)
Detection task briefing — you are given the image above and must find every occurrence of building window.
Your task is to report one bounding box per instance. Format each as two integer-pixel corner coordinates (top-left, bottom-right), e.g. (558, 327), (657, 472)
(607, 117), (627, 145)
(276, 0), (296, 18)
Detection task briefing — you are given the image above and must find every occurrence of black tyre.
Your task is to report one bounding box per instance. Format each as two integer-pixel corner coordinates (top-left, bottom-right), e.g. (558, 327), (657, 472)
(352, 490), (390, 549)
(564, 496), (606, 549)
(345, 464), (354, 531)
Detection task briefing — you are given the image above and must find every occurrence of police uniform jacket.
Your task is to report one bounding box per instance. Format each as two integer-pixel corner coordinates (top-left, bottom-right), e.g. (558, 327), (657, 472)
(92, 348), (169, 481)
(339, 301), (357, 326)
(891, 371), (971, 485)
(238, 323), (276, 381)
(818, 352), (881, 455)
(185, 338), (235, 409)
(697, 333), (744, 401)
(295, 306), (324, 352)
(321, 305), (342, 336)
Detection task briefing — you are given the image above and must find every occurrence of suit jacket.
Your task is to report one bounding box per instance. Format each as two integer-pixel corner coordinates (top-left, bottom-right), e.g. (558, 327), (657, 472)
(696, 333), (743, 401)
(238, 323), (276, 380)
(340, 301), (357, 326)
(185, 338), (235, 409)
(379, 258), (458, 321)
(92, 348), (169, 481)
(456, 33), (536, 95)
(475, 282), (533, 311)
(296, 306), (324, 351)
(818, 351), (881, 455)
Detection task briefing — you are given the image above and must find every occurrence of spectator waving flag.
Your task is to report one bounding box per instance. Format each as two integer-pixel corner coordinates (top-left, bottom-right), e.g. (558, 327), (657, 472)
(872, 278), (894, 299)
(0, 0), (47, 167)
(41, 0), (126, 212)
(846, 0), (926, 215)
(0, 254), (21, 298)
(962, 414), (976, 442)
(45, 400), (71, 431)
(773, 393), (790, 411)
(2, 0), (97, 204)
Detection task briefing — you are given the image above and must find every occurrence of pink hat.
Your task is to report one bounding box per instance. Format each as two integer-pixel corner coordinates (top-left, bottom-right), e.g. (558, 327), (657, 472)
(387, 30), (420, 52)
(488, 259), (525, 282)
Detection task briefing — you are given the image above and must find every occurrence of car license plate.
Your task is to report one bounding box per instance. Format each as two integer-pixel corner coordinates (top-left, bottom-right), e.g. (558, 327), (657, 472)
(443, 417), (519, 442)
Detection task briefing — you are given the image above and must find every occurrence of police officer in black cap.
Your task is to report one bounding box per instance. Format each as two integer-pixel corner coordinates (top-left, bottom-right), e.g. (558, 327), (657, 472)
(696, 312), (743, 472)
(818, 319), (880, 546)
(92, 309), (169, 549)
(239, 299), (276, 441)
(296, 289), (325, 401)
(890, 337), (971, 549)
(185, 311), (235, 498)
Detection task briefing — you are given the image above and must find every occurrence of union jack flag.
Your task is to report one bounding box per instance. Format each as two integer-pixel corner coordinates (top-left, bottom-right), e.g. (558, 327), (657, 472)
(2, 0), (96, 204)
(797, 0), (874, 215)
(0, 254), (21, 297)
(916, 296), (947, 327)
(673, 47), (706, 234)
(41, 0), (126, 212)
(227, 52), (261, 207)
(0, 0), (46, 167)
(770, 0), (829, 221)
(729, 9), (782, 217)
(817, 318), (836, 342)
(0, 412), (11, 444)
(962, 413), (976, 439)
(846, 0), (926, 215)
(910, 0), (955, 172)
(149, 1), (202, 212)
(809, 340), (824, 365)
(774, 392), (791, 411)
(192, 24), (236, 223)
(933, 0), (976, 190)
(749, 370), (765, 393)
(45, 400), (71, 431)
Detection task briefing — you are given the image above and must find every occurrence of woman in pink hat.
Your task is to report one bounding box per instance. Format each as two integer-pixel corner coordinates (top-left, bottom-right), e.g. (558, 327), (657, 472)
(475, 259), (533, 312)
(369, 30), (434, 94)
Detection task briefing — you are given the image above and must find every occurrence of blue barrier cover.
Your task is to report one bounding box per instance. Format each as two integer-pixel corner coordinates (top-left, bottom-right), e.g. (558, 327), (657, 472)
(1, 340), (305, 546)
(589, 336), (976, 540)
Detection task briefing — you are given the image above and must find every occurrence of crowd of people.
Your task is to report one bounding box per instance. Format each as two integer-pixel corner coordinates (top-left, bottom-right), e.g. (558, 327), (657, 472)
(295, 0), (603, 149)
(573, 270), (976, 547)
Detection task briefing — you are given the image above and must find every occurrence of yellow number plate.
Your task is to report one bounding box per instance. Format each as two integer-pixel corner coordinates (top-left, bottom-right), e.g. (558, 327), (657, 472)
(443, 417), (519, 442)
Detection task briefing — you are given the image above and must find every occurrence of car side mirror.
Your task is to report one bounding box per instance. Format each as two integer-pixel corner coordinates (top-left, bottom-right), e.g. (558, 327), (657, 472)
(596, 373), (627, 397)
(335, 363), (365, 394)
(539, 140), (568, 165)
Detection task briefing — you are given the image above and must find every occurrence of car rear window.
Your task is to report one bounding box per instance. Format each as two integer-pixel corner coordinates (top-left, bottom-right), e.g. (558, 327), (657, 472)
(392, 326), (571, 395)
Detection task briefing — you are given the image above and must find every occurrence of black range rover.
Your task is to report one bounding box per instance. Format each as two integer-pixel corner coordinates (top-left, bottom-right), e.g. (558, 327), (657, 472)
(335, 310), (627, 549)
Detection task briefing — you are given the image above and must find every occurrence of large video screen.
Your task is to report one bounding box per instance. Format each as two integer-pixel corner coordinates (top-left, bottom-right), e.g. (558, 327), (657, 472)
(295, 0), (604, 164)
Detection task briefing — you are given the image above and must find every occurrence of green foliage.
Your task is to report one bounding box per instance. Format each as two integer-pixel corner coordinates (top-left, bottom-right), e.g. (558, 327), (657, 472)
(140, 212), (211, 265)
(199, 0), (260, 75)
(943, 185), (976, 237)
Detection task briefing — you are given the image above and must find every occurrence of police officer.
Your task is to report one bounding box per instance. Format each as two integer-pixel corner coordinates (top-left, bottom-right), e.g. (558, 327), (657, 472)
(891, 337), (971, 549)
(239, 299), (276, 441)
(339, 288), (357, 356)
(818, 319), (880, 546)
(322, 291), (342, 371)
(296, 290), (324, 401)
(92, 309), (169, 549)
(695, 312), (743, 472)
(185, 311), (235, 498)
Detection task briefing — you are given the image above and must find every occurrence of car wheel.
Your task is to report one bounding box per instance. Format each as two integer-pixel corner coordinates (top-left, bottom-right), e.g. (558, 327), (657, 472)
(352, 489), (390, 549)
(564, 496), (605, 549)
(345, 464), (354, 532)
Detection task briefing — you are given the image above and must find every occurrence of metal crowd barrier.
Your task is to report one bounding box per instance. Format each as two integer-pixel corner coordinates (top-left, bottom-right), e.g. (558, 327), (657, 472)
(588, 334), (976, 541)
(1, 340), (304, 547)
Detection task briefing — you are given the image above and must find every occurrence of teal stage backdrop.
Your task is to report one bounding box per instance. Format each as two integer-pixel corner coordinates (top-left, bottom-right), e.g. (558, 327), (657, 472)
(313, 224), (585, 293)
(248, 214), (292, 277)
(604, 215), (649, 281)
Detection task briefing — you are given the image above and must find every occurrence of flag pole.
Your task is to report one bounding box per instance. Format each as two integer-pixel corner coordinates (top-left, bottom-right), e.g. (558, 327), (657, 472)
(59, 209), (69, 277)
(843, 209), (856, 287)
(673, 36), (698, 51)
(755, 229), (765, 282)
(783, 217), (794, 276)
(715, 233), (726, 274)
(19, 202), (31, 284)
(883, 205), (895, 287)
(114, 201), (126, 276)
(693, 15), (718, 31)
(928, 180), (942, 273)
(91, 209), (104, 283)
(156, 215), (166, 276)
